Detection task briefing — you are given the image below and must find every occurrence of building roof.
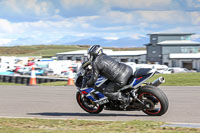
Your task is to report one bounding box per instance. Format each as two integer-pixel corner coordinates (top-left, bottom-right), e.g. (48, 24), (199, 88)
(157, 40), (200, 45)
(148, 33), (194, 36)
(106, 50), (146, 56)
(56, 49), (113, 55)
(170, 53), (200, 59)
(57, 50), (87, 55)
(56, 50), (146, 56)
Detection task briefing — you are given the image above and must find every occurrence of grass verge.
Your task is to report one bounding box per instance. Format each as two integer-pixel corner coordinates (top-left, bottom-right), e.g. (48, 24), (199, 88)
(0, 45), (145, 57)
(40, 81), (67, 86)
(40, 73), (200, 86)
(148, 73), (200, 86)
(1, 73), (200, 86)
(0, 118), (199, 133)
(0, 82), (23, 86)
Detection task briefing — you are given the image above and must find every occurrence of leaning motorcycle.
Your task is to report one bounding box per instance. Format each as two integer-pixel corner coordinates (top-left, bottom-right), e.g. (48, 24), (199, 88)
(75, 61), (169, 116)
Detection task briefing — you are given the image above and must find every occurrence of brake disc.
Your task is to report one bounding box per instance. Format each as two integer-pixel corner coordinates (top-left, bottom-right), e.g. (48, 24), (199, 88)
(143, 99), (155, 110)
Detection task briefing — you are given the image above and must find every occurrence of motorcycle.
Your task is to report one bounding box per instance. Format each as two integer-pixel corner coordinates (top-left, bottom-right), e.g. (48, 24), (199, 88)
(75, 61), (169, 116)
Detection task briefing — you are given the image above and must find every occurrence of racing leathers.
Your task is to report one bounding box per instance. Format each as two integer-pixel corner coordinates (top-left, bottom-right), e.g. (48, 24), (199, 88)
(87, 54), (133, 97)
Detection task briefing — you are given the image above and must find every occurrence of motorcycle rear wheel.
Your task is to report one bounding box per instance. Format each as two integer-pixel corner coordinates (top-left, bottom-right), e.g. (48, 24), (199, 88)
(76, 91), (104, 114)
(137, 85), (169, 116)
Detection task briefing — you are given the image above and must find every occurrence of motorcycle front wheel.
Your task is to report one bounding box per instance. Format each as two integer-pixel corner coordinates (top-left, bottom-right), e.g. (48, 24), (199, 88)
(76, 91), (104, 114)
(137, 85), (169, 116)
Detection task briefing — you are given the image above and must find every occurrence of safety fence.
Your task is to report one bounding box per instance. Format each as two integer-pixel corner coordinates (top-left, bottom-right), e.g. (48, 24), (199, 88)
(0, 75), (68, 85)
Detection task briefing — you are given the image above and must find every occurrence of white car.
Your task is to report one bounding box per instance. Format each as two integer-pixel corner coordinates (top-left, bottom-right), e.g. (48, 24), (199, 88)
(17, 67), (31, 75)
(161, 68), (173, 74)
(59, 71), (76, 79)
(169, 67), (196, 73)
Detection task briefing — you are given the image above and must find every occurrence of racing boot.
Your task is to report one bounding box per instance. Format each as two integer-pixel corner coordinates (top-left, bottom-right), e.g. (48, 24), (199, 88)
(104, 91), (121, 100)
(118, 93), (130, 109)
(104, 91), (130, 109)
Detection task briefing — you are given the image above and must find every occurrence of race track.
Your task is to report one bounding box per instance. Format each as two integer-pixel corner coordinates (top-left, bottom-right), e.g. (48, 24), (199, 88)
(0, 85), (199, 123)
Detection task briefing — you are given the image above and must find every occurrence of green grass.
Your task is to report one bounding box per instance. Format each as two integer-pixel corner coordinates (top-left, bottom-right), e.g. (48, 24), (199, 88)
(149, 73), (200, 86)
(0, 118), (199, 133)
(0, 45), (87, 57)
(1, 73), (200, 86)
(40, 81), (67, 86)
(0, 81), (67, 86)
(0, 82), (23, 86)
(0, 45), (145, 57)
(39, 73), (200, 86)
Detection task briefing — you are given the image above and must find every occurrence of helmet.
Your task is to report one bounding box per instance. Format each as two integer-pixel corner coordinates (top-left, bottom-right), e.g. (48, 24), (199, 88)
(87, 45), (103, 61)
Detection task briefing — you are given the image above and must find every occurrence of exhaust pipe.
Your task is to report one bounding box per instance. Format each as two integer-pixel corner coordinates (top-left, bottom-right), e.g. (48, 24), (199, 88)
(152, 77), (165, 87)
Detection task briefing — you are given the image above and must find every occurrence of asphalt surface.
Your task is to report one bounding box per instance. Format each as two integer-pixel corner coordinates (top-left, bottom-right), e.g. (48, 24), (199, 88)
(0, 85), (200, 123)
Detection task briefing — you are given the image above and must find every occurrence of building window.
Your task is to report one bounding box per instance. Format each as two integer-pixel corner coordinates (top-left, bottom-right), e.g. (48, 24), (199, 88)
(172, 60), (176, 67)
(164, 62), (168, 66)
(135, 59), (138, 64)
(76, 57), (81, 61)
(67, 57), (72, 60)
(152, 37), (157, 41)
(181, 47), (198, 53)
(152, 51), (156, 54)
(120, 59), (128, 62)
(181, 36), (190, 40)
(162, 46), (199, 54)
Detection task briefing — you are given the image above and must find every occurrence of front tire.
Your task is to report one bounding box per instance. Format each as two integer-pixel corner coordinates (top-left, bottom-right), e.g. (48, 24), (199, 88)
(137, 85), (169, 116)
(76, 91), (104, 114)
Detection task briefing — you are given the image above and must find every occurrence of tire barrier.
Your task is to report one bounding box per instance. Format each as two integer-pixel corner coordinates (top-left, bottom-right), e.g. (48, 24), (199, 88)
(0, 75), (68, 85)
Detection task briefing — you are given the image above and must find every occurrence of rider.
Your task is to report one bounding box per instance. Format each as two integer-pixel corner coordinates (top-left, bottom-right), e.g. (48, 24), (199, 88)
(86, 45), (133, 100)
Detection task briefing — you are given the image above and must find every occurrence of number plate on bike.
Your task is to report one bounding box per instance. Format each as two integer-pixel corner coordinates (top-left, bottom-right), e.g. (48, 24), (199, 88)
(96, 98), (109, 105)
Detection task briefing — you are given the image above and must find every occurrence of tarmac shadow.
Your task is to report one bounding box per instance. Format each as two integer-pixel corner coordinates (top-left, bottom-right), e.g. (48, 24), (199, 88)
(27, 112), (148, 117)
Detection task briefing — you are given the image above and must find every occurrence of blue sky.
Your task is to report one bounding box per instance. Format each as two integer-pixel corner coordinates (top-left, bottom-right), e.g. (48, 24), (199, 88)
(0, 0), (200, 46)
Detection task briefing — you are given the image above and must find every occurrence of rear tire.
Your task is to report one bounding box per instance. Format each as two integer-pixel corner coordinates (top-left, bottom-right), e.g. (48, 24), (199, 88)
(76, 91), (104, 114)
(137, 85), (169, 116)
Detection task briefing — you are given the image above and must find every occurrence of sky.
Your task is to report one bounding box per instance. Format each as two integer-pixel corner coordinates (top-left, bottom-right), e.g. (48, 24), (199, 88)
(0, 0), (200, 46)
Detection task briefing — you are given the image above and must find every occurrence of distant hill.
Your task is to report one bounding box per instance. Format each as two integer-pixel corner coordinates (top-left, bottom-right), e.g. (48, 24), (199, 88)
(6, 35), (149, 47)
(64, 36), (149, 47)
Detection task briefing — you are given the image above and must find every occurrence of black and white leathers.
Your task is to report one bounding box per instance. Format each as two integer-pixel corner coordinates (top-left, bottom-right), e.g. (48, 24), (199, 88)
(87, 54), (133, 89)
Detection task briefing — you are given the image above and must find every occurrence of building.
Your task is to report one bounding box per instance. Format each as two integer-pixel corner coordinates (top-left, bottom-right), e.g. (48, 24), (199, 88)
(146, 33), (200, 70)
(56, 32), (200, 71)
(56, 49), (146, 64)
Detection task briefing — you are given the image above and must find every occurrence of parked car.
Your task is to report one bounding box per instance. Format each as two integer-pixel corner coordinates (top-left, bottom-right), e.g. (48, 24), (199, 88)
(161, 68), (173, 74)
(170, 67), (196, 73)
(27, 67), (47, 76)
(17, 67), (31, 75)
(59, 71), (76, 79)
(0, 70), (14, 75)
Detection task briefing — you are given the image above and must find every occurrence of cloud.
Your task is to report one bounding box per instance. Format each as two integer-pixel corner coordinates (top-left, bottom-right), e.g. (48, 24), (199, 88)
(103, 11), (134, 24)
(103, 0), (172, 10)
(0, 38), (14, 46)
(0, 0), (57, 22)
(61, 0), (97, 9)
(129, 34), (147, 40)
(0, 0), (199, 46)
(186, 0), (200, 8)
(59, 0), (104, 17)
(23, 0), (50, 15)
(191, 34), (200, 42)
(135, 10), (187, 24)
(190, 12), (200, 25)
(0, 19), (14, 33)
(93, 10), (191, 28)
(8, 0), (50, 15)
(104, 37), (119, 40)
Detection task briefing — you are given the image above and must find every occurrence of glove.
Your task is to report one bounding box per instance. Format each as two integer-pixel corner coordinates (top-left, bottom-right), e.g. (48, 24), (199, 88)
(82, 61), (91, 69)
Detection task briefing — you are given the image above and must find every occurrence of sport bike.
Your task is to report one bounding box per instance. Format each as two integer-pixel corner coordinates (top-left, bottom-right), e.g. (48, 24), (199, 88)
(75, 61), (168, 116)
